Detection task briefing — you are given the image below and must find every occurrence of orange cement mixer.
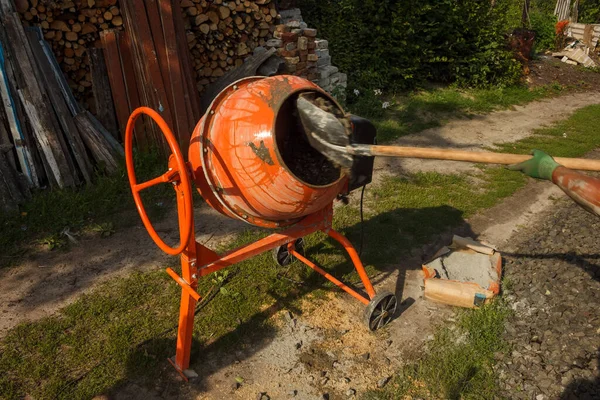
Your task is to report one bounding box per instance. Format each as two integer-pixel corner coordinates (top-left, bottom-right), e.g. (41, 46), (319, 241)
(125, 75), (396, 379)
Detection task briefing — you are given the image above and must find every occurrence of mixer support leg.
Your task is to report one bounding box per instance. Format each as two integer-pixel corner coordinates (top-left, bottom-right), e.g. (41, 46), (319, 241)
(168, 185), (200, 381)
(290, 248), (371, 305)
(326, 229), (377, 300)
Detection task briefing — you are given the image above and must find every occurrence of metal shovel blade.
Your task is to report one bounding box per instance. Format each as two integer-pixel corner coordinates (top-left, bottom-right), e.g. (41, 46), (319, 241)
(296, 95), (354, 169)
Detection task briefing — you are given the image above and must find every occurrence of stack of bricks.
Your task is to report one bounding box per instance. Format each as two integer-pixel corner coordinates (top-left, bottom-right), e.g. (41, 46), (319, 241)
(268, 8), (346, 95)
(266, 23), (319, 81)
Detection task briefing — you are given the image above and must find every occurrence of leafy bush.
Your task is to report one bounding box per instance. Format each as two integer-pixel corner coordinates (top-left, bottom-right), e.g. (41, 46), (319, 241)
(579, 0), (600, 23)
(300, 0), (521, 93)
(530, 11), (557, 52)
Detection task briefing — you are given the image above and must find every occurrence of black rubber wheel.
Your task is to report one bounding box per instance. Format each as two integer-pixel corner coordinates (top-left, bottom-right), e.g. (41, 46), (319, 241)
(363, 291), (397, 331)
(272, 238), (305, 266)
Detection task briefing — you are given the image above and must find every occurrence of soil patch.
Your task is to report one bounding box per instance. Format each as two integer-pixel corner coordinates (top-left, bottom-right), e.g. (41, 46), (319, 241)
(527, 55), (600, 91)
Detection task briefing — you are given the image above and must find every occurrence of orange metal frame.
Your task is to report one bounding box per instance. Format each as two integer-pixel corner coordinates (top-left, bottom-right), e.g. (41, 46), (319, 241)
(126, 107), (378, 380)
(165, 186), (376, 379)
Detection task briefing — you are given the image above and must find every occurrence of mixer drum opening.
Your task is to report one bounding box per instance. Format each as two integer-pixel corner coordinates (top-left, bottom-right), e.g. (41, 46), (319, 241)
(275, 92), (342, 187)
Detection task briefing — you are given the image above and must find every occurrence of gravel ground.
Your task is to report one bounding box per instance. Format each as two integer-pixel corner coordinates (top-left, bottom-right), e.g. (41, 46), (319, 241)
(498, 199), (600, 400)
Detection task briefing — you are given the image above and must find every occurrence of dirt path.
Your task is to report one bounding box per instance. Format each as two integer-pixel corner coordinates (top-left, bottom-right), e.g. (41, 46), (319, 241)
(375, 91), (600, 176)
(2, 91), (600, 398)
(0, 205), (250, 337)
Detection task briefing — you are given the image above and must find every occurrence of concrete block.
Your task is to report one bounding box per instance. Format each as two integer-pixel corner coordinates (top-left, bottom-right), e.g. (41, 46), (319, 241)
(280, 8), (303, 21)
(307, 53), (318, 62)
(315, 49), (329, 58)
(319, 65), (338, 79)
(285, 42), (297, 51)
(315, 39), (328, 49)
(319, 77), (331, 87)
(317, 55), (331, 67)
(266, 39), (282, 48)
(338, 72), (347, 84)
(286, 20), (301, 29)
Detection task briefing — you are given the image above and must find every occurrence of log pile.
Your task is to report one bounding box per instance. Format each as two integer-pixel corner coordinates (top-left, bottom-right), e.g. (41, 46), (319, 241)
(15, 0), (124, 111)
(179, 0), (278, 95)
(0, 3), (122, 209)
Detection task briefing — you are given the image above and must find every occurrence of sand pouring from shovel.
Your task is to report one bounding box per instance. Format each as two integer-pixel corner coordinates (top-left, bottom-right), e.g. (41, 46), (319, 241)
(296, 95), (600, 172)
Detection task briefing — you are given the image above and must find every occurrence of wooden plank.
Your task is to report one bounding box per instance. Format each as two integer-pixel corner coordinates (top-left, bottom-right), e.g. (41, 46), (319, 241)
(0, 0), (14, 16)
(0, 150), (30, 213)
(88, 48), (119, 139)
(145, 0), (171, 104)
(86, 111), (124, 157)
(0, 104), (14, 168)
(74, 112), (120, 174)
(18, 89), (69, 187)
(0, 41), (38, 186)
(583, 24), (595, 48)
(120, 0), (172, 151)
(100, 30), (130, 139)
(118, 30), (148, 149)
(26, 28), (93, 185)
(40, 40), (80, 116)
(4, 52), (45, 187)
(4, 13), (75, 188)
(157, 0), (192, 152)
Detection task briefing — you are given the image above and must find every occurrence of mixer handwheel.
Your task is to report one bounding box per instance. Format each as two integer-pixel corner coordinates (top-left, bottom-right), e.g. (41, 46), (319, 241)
(273, 238), (305, 266)
(364, 291), (397, 331)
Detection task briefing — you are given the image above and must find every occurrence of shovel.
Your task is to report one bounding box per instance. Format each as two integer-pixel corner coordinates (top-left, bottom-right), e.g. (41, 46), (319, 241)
(296, 96), (600, 172)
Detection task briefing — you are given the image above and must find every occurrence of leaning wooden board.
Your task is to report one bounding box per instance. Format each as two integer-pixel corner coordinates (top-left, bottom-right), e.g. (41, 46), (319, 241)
(0, 41), (38, 186)
(26, 27), (93, 185)
(3, 12), (75, 188)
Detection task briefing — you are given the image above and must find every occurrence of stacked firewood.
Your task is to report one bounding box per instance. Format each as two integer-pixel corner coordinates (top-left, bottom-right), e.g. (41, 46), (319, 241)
(15, 0), (124, 109)
(179, 0), (277, 94)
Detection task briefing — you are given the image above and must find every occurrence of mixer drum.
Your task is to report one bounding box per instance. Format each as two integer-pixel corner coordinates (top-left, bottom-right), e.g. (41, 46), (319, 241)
(188, 75), (348, 228)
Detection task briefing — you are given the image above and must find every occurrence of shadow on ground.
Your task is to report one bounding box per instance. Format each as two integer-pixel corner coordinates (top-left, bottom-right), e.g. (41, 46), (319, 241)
(101, 205), (478, 398)
(560, 350), (600, 400)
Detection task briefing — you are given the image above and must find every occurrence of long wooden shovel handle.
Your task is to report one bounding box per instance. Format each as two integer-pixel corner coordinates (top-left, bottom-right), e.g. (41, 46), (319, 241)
(356, 145), (600, 172)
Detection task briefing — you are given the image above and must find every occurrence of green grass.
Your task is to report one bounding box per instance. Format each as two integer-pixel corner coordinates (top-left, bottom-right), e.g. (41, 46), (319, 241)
(351, 84), (565, 143)
(0, 174), (531, 399)
(0, 149), (172, 265)
(494, 104), (600, 158)
(364, 300), (511, 400)
(1, 98), (599, 399)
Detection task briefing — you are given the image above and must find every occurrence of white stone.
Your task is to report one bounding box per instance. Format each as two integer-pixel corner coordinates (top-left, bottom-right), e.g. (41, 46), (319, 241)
(315, 49), (329, 58)
(315, 39), (328, 49)
(319, 65), (338, 79)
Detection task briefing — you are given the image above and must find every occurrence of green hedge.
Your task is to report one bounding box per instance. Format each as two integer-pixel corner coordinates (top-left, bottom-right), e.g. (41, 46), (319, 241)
(579, 0), (600, 23)
(300, 0), (522, 91)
